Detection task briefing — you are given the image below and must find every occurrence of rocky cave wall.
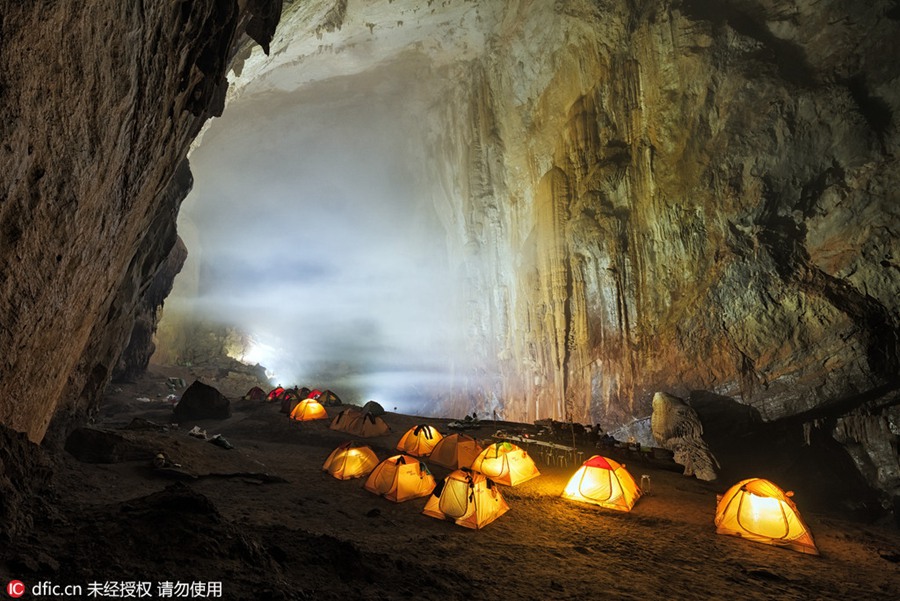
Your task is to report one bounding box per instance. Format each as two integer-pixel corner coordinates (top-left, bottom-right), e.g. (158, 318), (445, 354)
(0, 0), (282, 443)
(427, 0), (900, 431)
(421, 0), (899, 504)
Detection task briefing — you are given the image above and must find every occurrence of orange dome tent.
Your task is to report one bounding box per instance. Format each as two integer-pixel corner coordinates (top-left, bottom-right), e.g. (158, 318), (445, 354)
(562, 455), (642, 512)
(364, 454), (436, 502)
(429, 433), (483, 470)
(330, 408), (391, 438)
(471, 441), (540, 486)
(423, 469), (509, 529)
(715, 478), (819, 555)
(289, 399), (328, 422)
(396, 424), (443, 457)
(322, 442), (379, 480)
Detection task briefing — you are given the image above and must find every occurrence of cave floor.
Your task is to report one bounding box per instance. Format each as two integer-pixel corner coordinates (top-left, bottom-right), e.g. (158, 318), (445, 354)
(3, 367), (898, 600)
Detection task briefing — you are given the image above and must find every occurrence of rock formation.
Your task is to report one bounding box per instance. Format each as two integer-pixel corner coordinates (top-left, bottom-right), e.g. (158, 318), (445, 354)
(172, 380), (232, 422)
(0, 1), (282, 443)
(651, 392), (719, 481)
(0, 1), (897, 511)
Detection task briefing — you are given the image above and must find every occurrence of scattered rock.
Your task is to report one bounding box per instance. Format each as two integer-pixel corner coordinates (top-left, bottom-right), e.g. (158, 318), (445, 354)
(124, 417), (168, 431)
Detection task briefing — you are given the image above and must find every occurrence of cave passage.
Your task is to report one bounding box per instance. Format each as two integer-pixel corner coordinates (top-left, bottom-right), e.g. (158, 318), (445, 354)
(159, 62), (472, 414)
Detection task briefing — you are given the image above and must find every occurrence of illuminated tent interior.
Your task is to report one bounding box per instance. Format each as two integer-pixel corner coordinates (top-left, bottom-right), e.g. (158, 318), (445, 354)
(715, 478), (819, 555)
(0, 0), (897, 598)
(322, 442), (380, 481)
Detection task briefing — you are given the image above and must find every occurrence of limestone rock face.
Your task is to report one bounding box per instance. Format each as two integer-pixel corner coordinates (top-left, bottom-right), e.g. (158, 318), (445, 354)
(651, 392), (719, 481)
(231, 0), (897, 429)
(114, 235), (189, 383)
(0, 1), (281, 442)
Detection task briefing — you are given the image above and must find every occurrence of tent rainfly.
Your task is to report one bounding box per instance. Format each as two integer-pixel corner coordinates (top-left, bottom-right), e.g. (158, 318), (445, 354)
(266, 386), (286, 402)
(423, 468), (509, 529)
(330, 408), (391, 437)
(322, 442), (379, 480)
(429, 433), (483, 470)
(561, 455), (642, 511)
(715, 478), (819, 555)
(289, 399), (328, 422)
(396, 424), (443, 457)
(471, 441), (540, 486)
(364, 454), (436, 502)
(242, 386), (266, 401)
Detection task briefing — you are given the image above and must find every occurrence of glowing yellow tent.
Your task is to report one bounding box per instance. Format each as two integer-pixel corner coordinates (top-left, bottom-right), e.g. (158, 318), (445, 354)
(471, 441), (540, 486)
(322, 442), (379, 480)
(396, 424), (443, 457)
(289, 399), (328, 422)
(428, 433), (483, 470)
(330, 408), (391, 437)
(562, 455), (642, 511)
(364, 454), (436, 502)
(715, 478), (818, 555)
(423, 469), (510, 529)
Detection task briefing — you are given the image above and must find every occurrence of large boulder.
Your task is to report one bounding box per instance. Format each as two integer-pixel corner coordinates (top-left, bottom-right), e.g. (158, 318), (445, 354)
(651, 392), (719, 481)
(173, 381), (231, 422)
(64, 428), (155, 464)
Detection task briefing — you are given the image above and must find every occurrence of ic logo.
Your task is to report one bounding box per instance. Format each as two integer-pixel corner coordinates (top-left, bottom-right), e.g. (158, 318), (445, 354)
(6, 580), (25, 598)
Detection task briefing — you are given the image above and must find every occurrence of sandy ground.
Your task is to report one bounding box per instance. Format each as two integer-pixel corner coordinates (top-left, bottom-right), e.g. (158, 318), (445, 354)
(3, 366), (898, 600)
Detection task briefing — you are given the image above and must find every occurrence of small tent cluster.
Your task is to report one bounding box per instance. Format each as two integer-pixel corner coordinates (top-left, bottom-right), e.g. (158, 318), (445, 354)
(318, 414), (818, 548)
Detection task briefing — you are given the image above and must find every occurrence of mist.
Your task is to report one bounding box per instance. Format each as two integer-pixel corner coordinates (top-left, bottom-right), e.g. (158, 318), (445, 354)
(164, 63), (473, 415)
